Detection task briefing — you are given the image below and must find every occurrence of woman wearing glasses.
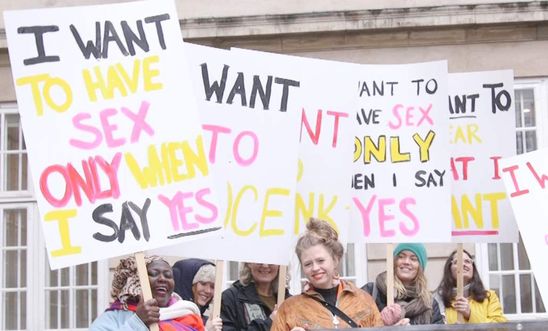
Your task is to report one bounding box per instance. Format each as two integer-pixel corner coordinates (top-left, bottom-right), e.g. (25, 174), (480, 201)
(434, 249), (507, 324)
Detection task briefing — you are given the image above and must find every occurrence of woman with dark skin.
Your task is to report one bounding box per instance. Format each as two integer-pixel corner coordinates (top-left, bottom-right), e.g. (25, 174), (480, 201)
(90, 255), (204, 331)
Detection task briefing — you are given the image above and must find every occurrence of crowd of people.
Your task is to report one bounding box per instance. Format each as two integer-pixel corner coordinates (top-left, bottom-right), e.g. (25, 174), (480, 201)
(89, 218), (507, 330)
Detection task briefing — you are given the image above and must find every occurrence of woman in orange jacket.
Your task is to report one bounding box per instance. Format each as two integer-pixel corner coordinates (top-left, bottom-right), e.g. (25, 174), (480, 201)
(271, 218), (383, 331)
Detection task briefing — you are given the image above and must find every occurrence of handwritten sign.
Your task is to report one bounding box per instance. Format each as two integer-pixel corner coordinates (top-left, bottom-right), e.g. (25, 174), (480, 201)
(232, 48), (355, 244)
(449, 70), (518, 242)
(500, 148), (548, 304)
(349, 61), (451, 243)
(4, 0), (222, 269)
(154, 44), (302, 264)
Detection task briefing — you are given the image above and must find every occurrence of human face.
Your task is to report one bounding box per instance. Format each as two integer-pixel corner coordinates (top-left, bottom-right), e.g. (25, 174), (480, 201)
(249, 263), (279, 287)
(300, 244), (339, 290)
(147, 260), (175, 307)
(395, 250), (420, 286)
(192, 281), (214, 307)
(450, 253), (474, 285)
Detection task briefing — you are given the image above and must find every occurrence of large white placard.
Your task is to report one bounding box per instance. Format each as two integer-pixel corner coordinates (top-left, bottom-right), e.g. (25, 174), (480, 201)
(349, 61), (452, 243)
(4, 0), (222, 269)
(155, 44), (302, 264)
(232, 48), (355, 244)
(449, 70), (518, 242)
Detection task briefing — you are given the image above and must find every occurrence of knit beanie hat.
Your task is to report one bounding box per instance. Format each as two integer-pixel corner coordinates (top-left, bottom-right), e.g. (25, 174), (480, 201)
(192, 264), (215, 284)
(393, 243), (427, 270)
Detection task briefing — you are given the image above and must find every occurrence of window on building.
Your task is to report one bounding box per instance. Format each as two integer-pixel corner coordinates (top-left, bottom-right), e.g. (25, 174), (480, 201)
(483, 81), (548, 319)
(1, 207), (28, 330)
(0, 112), (28, 195)
(0, 107), (105, 330)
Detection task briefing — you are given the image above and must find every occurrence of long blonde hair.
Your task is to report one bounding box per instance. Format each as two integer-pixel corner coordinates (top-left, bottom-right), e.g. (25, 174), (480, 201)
(393, 260), (431, 305)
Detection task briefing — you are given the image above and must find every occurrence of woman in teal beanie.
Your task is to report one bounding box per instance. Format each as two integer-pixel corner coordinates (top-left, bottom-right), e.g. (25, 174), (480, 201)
(362, 243), (443, 326)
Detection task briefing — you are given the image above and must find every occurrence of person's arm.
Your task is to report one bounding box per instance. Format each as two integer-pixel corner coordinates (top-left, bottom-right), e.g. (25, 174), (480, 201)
(362, 291), (385, 327)
(270, 302), (290, 331)
(220, 288), (245, 331)
(89, 310), (148, 331)
(361, 282), (386, 316)
(469, 291), (507, 323)
(247, 317), (273, 331)
(431, 298), (445, 324)
(361, 282), (374, 295)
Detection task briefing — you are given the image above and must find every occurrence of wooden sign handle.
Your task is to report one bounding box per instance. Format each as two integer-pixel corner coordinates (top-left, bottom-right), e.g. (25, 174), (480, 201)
(456, 244), (465, 323)
(212, 260), (225, 319)
(386, 244), (394, 306)
(135, 252), (159, 331)
(277, 265), (287, 305)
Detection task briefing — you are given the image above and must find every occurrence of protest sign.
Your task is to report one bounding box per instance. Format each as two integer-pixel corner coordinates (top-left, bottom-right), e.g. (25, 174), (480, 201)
(500, 148), (548, 305)
(449, 70), (518, 242)
(4, 0), (221, 269)
(154, 44), (302, 264)
(232, 48), (355, 243)
(350, 61), (452, 243)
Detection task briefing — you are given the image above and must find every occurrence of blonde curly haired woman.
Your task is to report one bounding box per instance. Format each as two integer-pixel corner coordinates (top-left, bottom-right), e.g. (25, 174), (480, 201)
(272, 218), (382, 331)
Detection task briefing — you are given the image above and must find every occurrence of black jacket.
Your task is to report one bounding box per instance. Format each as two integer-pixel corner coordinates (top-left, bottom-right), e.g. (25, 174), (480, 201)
(221, 280), (290, 331)
(362, 282), (444, 325)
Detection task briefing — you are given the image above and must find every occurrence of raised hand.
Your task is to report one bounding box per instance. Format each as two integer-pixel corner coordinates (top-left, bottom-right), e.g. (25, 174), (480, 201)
(135, 295), (160, 326)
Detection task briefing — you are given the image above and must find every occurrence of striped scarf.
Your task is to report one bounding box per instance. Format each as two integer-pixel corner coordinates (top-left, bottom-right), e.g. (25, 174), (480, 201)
(107, 299), (203, 331)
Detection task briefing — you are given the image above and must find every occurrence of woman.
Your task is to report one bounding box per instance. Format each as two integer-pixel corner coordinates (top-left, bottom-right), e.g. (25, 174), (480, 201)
(271, 218), (383, 331)
(173, 258), (222, 331)
(221, 262), (290, 331)
(90, 255), (204, 331)
(435, 249), (507, 324)
(362, 243), (443, 325)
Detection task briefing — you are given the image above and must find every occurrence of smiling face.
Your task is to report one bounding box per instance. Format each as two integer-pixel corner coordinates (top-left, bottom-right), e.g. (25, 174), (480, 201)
(300, 244), (339, 290)
(192, 281), (214, 307)
(450, 252), (474, 285)
(147, 260), (175, 307)
(248, 263), (279, 287)
(395, 250), (420, 286)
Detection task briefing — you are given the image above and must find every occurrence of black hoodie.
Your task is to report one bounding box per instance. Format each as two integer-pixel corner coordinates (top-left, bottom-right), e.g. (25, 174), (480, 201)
(173, 258), (215, 320)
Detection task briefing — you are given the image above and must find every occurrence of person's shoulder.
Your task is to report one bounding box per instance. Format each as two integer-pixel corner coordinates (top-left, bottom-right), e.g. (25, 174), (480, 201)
(90, 310), (144, 330)
(486, 289), (501, 300)
(280, 293), (307, 306)
(341, 280), (363, 293)
(361, 281), (375, 294)
(228, 280), (244, 290)
(222, 280), (243, 297)
(348, 282), (375, 302)
(98, 309), (134, 320)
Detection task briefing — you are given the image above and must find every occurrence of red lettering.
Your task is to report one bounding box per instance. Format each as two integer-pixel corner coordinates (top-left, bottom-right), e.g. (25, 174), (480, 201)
(38, 153), (122, 208)
(451, 156), (475, 180)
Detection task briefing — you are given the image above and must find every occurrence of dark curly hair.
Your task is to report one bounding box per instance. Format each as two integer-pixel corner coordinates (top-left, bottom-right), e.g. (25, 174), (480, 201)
(437, 249), (488, 307)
